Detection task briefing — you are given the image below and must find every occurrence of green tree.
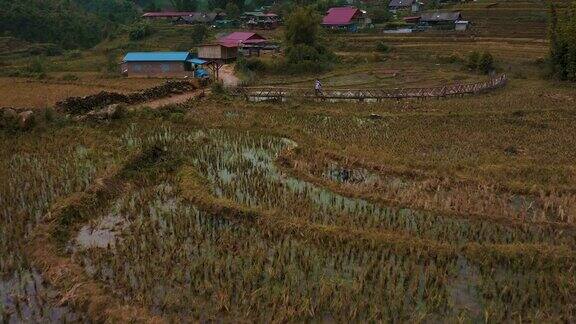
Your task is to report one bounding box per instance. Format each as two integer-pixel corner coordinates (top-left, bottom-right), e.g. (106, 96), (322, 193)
(370, 7), (393, 24)
(283, 6), (335, 71)
(170, 0), (196, 11)
(285, 7), (322, 48)
(548, 3), (576, 81)
(191, 25), (208, 44)
(0, 0), (138, 49)
(225, 2), (241, 19)
(144, 1), (161, 12)
(478, 51), (495, 74)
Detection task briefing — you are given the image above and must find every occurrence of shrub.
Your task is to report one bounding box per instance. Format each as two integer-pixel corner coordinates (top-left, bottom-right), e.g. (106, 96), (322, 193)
(478, 52), (495, 74)
(211, 81), (226, 95)
(466, 51), (495, 74)
(236, 56), (267, 73)
(438, 53), (462, 64)
(129, 22), (154, 41)
(60, 73), (79, 81)
(376, 42), (391, 53)
(191, 25), (209, 45)
(370, 7), (393, 24)
(466, 51), (481, 70)
(28, 43), (63, 56)
(65, 50), (83, 60)
(369, 53), (386, 62)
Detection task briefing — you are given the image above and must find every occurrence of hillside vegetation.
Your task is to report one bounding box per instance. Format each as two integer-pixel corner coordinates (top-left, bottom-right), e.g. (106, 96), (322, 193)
(0, 0), (138, 49)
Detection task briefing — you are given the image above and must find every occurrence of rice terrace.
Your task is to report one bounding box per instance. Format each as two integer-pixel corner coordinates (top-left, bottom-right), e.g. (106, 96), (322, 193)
(0, 0), (575, 322)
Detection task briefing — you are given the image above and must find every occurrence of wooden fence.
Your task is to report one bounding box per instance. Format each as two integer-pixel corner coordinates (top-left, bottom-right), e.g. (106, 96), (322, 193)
(232, 74), (507, 102)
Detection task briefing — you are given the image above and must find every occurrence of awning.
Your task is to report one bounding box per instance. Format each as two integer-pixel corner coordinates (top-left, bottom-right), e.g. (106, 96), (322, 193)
(187, 58), (207, 65)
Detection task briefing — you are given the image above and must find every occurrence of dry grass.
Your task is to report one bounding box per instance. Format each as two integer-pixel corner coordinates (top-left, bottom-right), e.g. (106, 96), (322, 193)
(0, 77), (170, 108)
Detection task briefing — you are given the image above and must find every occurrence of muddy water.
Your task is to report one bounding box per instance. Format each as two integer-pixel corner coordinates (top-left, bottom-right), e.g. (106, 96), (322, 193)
(0, 147), (103, 323)
(70, 128), (572, 321)
(0, 270), (83, 323)
(189, 131), (572, 247)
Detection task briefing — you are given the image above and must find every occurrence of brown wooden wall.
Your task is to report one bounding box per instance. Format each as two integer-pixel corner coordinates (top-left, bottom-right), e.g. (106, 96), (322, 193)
(198, 45), (238, 60)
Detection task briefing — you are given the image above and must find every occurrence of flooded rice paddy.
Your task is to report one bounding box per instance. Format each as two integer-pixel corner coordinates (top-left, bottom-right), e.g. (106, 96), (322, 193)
(1, 125), (574, 322)
(0, 147), (99, 322)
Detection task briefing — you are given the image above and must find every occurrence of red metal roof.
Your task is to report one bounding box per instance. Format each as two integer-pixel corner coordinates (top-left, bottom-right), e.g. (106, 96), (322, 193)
(322, 7), (361, 25)
(142, 12), (196, 18)
(217, 32), (267, 47)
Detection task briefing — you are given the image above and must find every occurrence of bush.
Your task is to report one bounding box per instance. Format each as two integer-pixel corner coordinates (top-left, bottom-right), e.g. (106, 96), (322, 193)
(60, 73), (79, 81)
(466, 51), (481, 70)
(370, 7), (393, 24)
(478, 52), (495, 74)
(236, 56), (267, 73)
(211, 81), (226, 95)
(467, 51), (495, 74)
(369, 53), (385, 62)
(191, 25), (208, 45)
(438, 53), (462, 64)
(104, 51), (119, 74)
(28, 43), (63, 56)
(28, 57), (45, 74)
(65, 50), (83, 60)
(129, 22), (154, 41)
(376, 42), (390, 53)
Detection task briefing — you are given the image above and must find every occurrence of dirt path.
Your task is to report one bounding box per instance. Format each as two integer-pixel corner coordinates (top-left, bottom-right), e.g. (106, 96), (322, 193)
(129, 89), (207, 110)
(219, 64), (240, 88)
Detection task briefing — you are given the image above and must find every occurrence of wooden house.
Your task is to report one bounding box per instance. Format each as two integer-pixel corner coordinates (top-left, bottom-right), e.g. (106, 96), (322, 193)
(321, 7), (371, 32)
(198, 32), (273, 61)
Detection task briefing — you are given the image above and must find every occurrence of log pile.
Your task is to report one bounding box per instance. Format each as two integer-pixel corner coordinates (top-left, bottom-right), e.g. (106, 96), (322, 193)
(56, 81), (197, 115)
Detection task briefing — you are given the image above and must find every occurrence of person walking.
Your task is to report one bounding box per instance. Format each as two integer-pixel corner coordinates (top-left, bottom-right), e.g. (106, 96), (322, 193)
(314, 79), (323, 97)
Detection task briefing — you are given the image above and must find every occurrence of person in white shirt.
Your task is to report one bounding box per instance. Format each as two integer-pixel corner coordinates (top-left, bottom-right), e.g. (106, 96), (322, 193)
(314, 79), (323, 96)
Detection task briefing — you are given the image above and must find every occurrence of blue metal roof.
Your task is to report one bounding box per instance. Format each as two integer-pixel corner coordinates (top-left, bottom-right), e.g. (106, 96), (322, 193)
(187, 58), (207, 65)
(123, 52), (192, 62)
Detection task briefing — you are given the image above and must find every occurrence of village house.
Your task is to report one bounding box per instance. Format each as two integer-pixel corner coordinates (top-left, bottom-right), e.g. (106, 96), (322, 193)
(419, 11), (465, 30)
(240, 12), (281, 29)
(388, 0), (421, 13)
(174, 12), (226, 25)
(321, 7), (371, 32)
(121, 52), (207, 78)
(198, 32), (274, 61)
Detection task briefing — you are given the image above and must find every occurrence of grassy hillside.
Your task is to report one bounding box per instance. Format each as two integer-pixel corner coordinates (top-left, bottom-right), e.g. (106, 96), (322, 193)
(454, 0), (572, 39)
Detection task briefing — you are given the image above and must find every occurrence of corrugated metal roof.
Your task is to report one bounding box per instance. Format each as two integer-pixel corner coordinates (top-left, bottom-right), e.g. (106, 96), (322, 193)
(180, 12), (220, 23)
(123, 52), (192, 62)
(322, 7), (361, 25)
(420, 11), (462, 22)
(217, 32), (267, 47)
(388, 0), (415, 7)
(143, 12), (196, 18)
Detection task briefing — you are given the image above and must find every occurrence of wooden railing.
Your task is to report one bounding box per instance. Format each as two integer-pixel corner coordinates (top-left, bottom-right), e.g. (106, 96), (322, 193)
(232, 74), (507, 102)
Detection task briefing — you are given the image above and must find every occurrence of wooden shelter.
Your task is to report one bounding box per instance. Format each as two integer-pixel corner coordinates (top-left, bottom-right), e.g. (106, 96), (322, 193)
(198, 44), (238, 61)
